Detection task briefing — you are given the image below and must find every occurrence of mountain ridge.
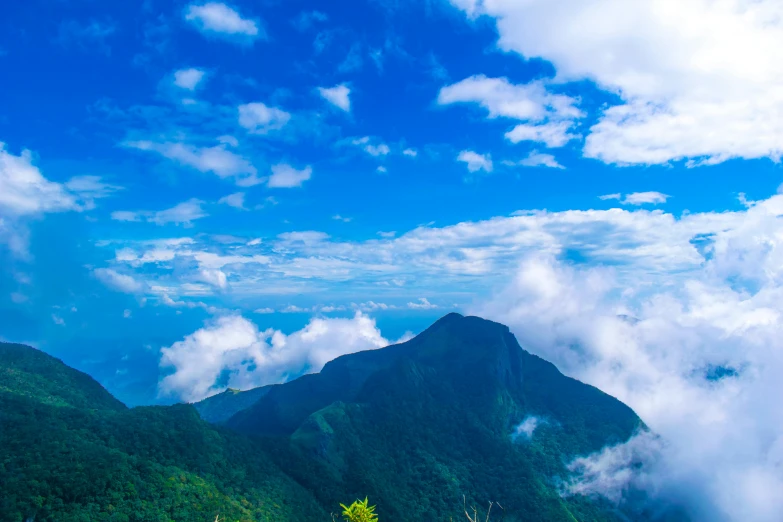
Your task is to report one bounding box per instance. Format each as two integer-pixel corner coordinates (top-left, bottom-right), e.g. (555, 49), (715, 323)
(1, 314), (681, 522)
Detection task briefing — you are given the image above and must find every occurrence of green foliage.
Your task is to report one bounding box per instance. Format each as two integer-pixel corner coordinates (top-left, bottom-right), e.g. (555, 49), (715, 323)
(229, 314), (656, 521)
(0, 315), (687, 522)
(338, 497), (378, 522)
(0, 343), (327, 522)
(193, 387), (271, 424)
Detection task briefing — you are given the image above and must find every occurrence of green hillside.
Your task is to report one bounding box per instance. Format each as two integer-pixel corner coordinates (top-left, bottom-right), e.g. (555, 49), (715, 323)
(193, 386), (272, 424)
(0, 342), (327, 522)
(225, 314), (650, 521)
(1, 315), (685, 521)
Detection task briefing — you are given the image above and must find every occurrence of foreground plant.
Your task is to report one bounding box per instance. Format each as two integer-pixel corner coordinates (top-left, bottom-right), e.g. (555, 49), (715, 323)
(337, 497), (378, 522)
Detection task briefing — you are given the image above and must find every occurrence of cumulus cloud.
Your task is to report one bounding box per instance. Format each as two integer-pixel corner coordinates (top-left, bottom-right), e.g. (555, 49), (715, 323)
(173, 68), (206, 90)
(111, 199), (208, 227)
(457, 150), (493, 173)
(185, 2), (263, 41)
(158, 312), (389, 402)
(0, 143), (78, 216)
(449, 0), (783, 165)
(267, 163), (312, 188)
(238, 102), (291, 134)
(439, 75), (582, 148)
(403, 148), (418, 157)
(0, 143), (118, 255)
(318, 84), (351, 112)
(197, 268), (228, 289)
(470, 234), (783, 521)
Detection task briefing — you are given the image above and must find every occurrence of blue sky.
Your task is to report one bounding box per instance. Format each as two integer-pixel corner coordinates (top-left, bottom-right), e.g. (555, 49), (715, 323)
(5, 1), (783, 517)
(3, 0), (783, 403)
(3, 0), (783, 404)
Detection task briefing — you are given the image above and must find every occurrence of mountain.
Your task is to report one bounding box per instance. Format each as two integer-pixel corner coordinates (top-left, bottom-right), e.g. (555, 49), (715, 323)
(193, 386), (271, 424)
(0, 342), (327, 522)
(2, 315), (684, 522)
(0, 342), (126, 411)
(216, 313), (660, 521)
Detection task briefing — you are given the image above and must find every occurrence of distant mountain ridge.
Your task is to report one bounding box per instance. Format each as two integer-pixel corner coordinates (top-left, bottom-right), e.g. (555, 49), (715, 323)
(1, 314), (686, 522)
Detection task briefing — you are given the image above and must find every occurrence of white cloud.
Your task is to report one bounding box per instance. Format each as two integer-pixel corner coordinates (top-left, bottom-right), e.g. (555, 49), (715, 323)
(111, 199), (208, 227)
(318, 84), (351, 112)
(598, 192), (670, 205)
(238, 102), (291, 134)
(185, 2), (262, 40)
(0, 143), (78, 216)
(218, 135), (239, 147)
(365, 143), (390, 157)
(376, 166), (387, 174)
(218, 191), (245, 210)
(511, 415), (543, 441)
(505, 121), (576, 148)
(267, 163), (312, 188)
(152, 199), (208, 226)
(504, 151), (564, 169)
(94, 268), (144, 293)
(403, 148), (418, 157)
(0, 143), (119, 255)
(64, 175), (122, 209)
(158, 313), (389, 402)
(124, 140), (257, 182)
(449, 0), (783, 166)
(173, 68), (206, 90)
(457, 150), (493, 173)
(565, 431), (664, 504)
(407, 297), (437, 310)
(51, 314), (65, 326)
(197, 268), (228, 289)
(439, 75), (582, 148)
(123, 309), (132, 319)
(333, 214), (352, 223)
(469, 234), (783, 520)
(622, 192), (669, 205)
(349, 136), (390, 157)
(253, 307), (274, 314)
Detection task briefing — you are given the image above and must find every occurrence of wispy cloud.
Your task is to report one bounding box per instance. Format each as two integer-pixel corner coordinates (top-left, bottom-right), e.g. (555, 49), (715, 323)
(457, 150), (493, 173)
(111, 198), (208, 227)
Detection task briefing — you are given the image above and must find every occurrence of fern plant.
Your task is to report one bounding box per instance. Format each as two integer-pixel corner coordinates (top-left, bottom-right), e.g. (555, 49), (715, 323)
(338, 497), (378, 522)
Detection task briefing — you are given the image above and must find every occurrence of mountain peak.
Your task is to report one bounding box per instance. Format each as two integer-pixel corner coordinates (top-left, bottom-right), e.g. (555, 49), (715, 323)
(0, 342), (126, 411)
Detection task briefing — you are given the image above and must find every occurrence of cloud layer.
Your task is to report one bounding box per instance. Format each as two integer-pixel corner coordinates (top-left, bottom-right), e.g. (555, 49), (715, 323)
(449, 0), (783, 165)
(159, 312), (388, 401)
